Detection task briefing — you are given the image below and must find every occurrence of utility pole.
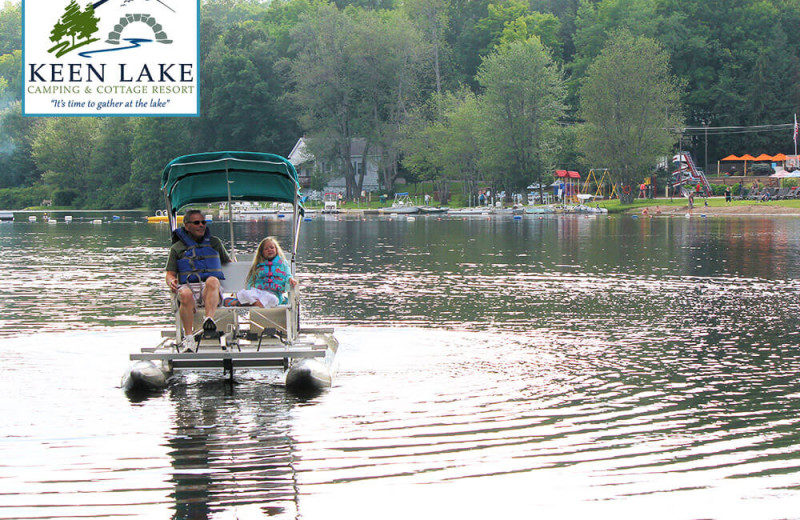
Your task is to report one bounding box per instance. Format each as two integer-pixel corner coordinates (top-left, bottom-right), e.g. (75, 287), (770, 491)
(704, 123), (708, 175)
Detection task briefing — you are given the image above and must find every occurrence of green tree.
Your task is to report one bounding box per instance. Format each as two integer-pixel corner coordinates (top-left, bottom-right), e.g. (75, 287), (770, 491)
(579, 30), (683, 204)
(400, 94), (448, 199)
(0, 50), (21, 102)
(498, 11), (562, 60)
(444, 0), (491, 89)
(350, 9), (426, 193)
(198, 23), (300, 154)
(655, 0), (800, 165)
(30, 117), (98, 205)
(476, 0), (530, 56)
(288, 4), (360, 195)
(0, 102), (40, 188)
(200, 0), (270, 30)
(290, 5), (425, 196)
(569, 0), (660, 105)
(130, 118), (194, 211)
(87, 118), (135, 208)
(403, 0), (450, 95)
(477, 37), (566, 196)
(0, 1), (21, 56)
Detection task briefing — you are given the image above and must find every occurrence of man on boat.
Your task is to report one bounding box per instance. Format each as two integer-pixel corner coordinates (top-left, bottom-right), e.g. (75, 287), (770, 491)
(165, 209), (232, 352)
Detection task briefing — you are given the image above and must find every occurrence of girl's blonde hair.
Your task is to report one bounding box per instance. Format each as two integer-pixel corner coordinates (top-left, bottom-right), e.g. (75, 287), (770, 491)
(246, 236), (288, 287)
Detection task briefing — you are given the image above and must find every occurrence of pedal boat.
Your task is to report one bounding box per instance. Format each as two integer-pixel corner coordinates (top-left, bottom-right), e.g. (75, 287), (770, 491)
(123, 151), (338, 394)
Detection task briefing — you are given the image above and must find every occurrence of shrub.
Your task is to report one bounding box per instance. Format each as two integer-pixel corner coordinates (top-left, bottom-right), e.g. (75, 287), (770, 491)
(0, 185), (49, 209)
(749, 163), (774, 176)
(52, 188), (81, 206)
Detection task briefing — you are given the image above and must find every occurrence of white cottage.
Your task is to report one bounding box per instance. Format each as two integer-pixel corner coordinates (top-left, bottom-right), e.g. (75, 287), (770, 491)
(288, 137), (382, 192)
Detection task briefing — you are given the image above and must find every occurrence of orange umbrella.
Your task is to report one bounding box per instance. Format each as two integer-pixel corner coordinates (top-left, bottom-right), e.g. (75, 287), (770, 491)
(721, 154), (741, 161)
(773, 153), (788, 161)
(753, 153), (773, 161)
(740, 154), (756, 175)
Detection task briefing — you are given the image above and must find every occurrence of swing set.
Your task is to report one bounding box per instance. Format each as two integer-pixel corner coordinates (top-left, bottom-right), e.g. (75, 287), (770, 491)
(582, 168), (622, 200)
(582, 168), (657, 200)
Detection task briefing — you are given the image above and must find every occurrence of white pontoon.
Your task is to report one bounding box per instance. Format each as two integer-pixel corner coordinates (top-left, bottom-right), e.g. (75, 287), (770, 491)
(123, 152), (338, 394)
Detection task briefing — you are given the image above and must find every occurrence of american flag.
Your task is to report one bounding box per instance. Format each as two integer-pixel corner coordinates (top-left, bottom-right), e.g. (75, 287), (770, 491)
(795, 114), (798, 146)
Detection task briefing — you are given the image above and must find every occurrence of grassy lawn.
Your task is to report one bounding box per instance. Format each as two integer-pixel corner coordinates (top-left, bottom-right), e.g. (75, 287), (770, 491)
(595, 196), (800, 214)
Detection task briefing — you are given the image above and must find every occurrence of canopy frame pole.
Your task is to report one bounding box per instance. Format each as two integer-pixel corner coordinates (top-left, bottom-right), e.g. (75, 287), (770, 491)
(226, 163), (236, 260)
(292, 192), (301, 277)
(165, 166), (177, 231)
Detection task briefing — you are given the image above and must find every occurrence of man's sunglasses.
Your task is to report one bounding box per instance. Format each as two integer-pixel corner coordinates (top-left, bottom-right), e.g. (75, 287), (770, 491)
(188, 220), (206, 225)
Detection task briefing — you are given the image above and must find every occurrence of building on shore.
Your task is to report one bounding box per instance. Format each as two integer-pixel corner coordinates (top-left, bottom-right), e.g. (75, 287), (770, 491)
(288, 137), (382, 193)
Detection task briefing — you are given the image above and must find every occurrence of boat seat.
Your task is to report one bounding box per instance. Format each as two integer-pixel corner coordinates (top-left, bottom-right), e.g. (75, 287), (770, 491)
(219, 255), (253, 294)
(249, 285), (297, 339)
(172, 257), (253, 342)
(217, 255), (298, 341)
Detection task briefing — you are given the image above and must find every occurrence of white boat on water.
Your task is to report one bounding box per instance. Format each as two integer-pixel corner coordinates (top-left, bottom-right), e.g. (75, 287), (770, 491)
(418, 206), (449, 214)
(379, 192), (420, 214)
(493, 206), (524, 215)
(322, 192), (340, 213)
(449, 207), (493, 215)
(123, 151), (339, 395)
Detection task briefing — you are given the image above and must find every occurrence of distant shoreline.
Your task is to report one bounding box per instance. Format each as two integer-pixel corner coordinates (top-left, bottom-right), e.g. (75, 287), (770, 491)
(10, 209), (145, 214)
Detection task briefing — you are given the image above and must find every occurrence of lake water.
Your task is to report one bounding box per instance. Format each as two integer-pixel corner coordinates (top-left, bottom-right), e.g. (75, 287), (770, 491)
(3, 212), (800, 519)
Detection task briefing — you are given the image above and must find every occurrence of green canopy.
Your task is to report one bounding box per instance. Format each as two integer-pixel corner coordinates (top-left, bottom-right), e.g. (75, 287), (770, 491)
(161, 151), (301, 213)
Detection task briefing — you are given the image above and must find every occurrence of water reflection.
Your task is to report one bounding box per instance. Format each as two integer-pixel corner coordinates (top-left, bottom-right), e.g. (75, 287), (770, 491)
(166, 380), (305, 519)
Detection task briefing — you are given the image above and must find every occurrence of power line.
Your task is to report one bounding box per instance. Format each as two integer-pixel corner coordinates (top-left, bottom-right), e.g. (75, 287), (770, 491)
(671, 123), (794, 135)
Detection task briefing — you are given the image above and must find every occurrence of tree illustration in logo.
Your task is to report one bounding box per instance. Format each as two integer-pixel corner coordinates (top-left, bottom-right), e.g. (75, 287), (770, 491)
(48, 0), (101, 57)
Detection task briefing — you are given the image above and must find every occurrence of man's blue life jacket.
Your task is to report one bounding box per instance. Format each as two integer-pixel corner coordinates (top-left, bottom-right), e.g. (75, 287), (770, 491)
(174, 227), (225, 284)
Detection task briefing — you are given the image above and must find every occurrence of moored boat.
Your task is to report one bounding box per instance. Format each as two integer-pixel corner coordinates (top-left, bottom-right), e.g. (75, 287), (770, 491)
(379, 192), (420, 214)
(147, 210), (184, 224)
(419, 206), (449, 214)
(449, 207), (493, 215)
(525, 205), (561, 214)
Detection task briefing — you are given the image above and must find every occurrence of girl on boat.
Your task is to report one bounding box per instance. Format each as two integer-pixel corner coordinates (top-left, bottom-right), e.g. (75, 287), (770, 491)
(229, 237), (297, 307)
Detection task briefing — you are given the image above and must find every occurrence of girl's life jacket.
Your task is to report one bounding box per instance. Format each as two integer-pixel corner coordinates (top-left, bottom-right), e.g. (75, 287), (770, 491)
(251, 255), (291, 303)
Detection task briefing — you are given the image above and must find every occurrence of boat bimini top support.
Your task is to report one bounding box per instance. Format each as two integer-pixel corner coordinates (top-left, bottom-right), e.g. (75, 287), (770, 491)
(161, 151), (305, 269)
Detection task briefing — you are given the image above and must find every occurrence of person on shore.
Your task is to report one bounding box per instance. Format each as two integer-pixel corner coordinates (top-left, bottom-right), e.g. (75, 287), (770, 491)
(725, 187), (732, 205)
(165, 209), (232, 352)
(642, 207), (650, 217)
(688, 191), (695, 210)
(655, 206), (662, 215)
(234, 237), (297, 308)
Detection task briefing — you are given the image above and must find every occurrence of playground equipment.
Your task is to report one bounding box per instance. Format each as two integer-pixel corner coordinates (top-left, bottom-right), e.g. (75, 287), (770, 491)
(671, 152), (712, 195)
(582, 169), (611, 199)
(554, 170), (581, 203)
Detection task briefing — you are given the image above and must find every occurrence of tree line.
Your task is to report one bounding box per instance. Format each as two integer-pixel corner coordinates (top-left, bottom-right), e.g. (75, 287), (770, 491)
(0, 0), (798, 209)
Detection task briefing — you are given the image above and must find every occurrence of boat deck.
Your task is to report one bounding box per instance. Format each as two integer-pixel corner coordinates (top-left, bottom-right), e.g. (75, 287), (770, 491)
(131, 328), (337, 373)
